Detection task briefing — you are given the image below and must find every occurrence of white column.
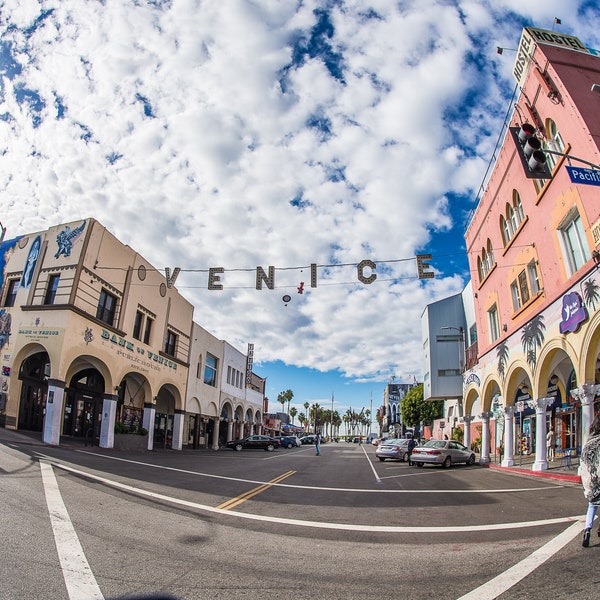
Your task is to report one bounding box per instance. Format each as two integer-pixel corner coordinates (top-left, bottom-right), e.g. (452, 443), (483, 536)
(479, 412), (492, 464)
(171, 411), (185, 450)
(99, 395), (117, 449)
(502, 406), (515, 467)
(573, 385), (598, 448)
(143, 403), (156, 450)
(532, 398), (552, 472)
(43, 380), (65, 446)
(227, 419), (234, 442)
(462, 415), (474, 450)
(211, 418), (220, 450)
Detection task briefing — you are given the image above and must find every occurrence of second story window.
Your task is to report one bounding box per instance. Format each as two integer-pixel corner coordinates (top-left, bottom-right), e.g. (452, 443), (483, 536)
(164, 330), (178, 357)
(488, 304), (500, 343)
(559, 209), (590, 276)
(43, 274), (60, 305)
(4, 279), (19, 307)
(143, 317), (153, 345)
(204, 353), (218, 387)
(133, 311), (143, 340)
(96, 289), (117, 326)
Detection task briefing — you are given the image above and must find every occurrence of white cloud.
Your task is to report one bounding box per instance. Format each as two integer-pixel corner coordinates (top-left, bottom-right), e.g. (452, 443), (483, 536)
(1, 0), (599, 385)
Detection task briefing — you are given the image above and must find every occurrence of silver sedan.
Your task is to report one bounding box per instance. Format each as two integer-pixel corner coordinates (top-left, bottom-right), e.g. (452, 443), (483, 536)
(375, 438), (411, 462)
(410, 440), (476, 468)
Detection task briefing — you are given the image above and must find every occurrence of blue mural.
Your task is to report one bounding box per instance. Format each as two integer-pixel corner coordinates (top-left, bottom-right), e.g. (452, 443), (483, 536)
(54, 220), (86, 258)
(20, 235), (41, 289)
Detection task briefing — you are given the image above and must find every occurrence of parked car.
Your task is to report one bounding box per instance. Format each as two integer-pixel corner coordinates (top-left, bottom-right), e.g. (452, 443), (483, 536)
(226, 435), (280, 452)
(300, 434), (324, 445)
(372, 437), (389, 447)
(410, 439), (476, 468)
(375, 438), (411, 462)
(275, 435), (302, 448)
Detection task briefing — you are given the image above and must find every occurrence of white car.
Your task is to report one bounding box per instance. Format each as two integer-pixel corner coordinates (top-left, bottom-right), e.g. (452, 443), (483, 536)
(410, 440), (476, 468)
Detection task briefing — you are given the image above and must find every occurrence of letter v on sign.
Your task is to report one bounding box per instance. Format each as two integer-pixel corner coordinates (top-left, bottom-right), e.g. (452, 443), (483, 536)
(165, 267), (181, 288)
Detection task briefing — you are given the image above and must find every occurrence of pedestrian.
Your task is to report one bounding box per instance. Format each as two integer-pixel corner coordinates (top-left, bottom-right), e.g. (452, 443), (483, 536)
(315, 433), (321, 456)
(546, 427), (557, 461)
(407, 437), (416, 466)
(580, 413), (600, 547)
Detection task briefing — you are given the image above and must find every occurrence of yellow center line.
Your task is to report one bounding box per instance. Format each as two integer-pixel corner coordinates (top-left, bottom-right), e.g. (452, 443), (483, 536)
(217, 470), (297, 510)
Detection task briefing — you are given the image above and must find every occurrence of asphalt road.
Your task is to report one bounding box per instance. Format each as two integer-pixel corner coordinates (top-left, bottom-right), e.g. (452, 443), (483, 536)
(0, 433), (597, 600)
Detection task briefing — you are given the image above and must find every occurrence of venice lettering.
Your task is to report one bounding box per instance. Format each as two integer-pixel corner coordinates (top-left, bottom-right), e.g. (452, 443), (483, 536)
(170, 254), (433, 291)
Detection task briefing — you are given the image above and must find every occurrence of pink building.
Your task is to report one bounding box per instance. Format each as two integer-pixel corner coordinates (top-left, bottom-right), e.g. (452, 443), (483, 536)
(463, 27), (600, 471)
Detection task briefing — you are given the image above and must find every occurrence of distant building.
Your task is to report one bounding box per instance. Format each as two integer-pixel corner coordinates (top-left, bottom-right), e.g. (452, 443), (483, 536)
(381, 381), (417, 437)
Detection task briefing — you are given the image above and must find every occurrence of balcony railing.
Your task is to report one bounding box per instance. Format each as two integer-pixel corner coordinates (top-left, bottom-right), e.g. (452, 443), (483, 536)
(465, 341), (479, 371)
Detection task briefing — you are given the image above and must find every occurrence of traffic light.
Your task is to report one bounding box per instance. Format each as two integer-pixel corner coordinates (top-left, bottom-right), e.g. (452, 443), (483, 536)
(509, 123), (552, 179)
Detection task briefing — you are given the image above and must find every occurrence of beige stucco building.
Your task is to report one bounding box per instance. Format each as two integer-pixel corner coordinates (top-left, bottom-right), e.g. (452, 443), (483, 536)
(0, 218), (265, 451)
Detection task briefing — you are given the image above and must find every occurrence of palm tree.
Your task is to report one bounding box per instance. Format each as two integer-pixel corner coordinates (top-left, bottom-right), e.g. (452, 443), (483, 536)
(298, 412), (306, 430)
(277, 389), (294, 415)
(289, 406), (297, 424)
(582, 277), (600, 311)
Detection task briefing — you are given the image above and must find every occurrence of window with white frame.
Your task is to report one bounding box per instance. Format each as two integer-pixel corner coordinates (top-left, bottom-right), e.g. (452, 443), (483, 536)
(204, 353), (218, 387)
(558, 208), (590, 276)
(488, 304), (500, 342)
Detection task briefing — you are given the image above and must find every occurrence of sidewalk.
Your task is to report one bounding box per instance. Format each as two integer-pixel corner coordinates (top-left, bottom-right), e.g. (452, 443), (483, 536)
(483, 451), (581, 484)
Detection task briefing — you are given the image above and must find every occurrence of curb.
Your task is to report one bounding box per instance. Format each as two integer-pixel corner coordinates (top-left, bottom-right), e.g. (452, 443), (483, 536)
(484, 462), (581, 484)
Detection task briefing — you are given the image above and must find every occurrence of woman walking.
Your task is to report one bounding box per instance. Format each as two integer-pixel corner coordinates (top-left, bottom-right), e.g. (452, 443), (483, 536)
(580, 413), (600, 547)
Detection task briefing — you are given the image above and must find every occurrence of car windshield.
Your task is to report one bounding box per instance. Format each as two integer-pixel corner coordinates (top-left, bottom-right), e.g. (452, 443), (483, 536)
(423, 440), (446, 448)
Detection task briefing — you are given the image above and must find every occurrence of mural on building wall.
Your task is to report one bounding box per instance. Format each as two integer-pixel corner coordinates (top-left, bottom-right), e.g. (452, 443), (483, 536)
(581, 275), (600, 312)
(0, 310), (11, 350)
(496, 341), (509, 382)
(20, 235), (41, 289)
(54, 220), (86, 258)
(521, 314), (546, 370)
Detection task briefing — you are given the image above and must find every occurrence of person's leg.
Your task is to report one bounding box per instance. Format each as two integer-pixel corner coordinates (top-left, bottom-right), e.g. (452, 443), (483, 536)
(585, 503), (597, 530)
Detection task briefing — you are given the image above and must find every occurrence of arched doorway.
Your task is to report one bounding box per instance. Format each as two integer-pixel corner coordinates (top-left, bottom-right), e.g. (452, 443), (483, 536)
(154, 390), (175, 449)
(18, 352), (50, 432)
(62, 368), (105, 443)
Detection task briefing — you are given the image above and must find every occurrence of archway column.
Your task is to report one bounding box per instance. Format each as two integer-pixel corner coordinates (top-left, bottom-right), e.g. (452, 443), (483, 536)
(227, 419), (234, 442)
(99, 393), (118, 449)
(502, 406), (515, 467)
(43, 379), (65, 446)
(572, 384), (599, 448)
(462, 415), (474, 450)
(171, 409), (185, 451)
(479, 411), (493, 464)
(532, 397), (552, 472)
(143, 402), (156, 450)
(210, 417), (219, 450)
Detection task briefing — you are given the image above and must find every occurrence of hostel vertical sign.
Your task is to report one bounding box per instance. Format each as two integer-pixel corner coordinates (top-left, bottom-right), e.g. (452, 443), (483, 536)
(245, 343), (254, 385)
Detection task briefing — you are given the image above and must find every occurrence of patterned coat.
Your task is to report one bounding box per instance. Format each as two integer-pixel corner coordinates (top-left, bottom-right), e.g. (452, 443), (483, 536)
(580, 433), (600, 504)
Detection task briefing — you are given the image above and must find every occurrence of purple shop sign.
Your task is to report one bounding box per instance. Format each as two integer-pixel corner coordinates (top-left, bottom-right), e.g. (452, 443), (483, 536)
(559, 292), (588, 334)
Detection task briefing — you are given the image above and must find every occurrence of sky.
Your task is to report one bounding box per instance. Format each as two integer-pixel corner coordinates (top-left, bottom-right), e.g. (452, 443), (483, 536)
(2, 0), (600, 424)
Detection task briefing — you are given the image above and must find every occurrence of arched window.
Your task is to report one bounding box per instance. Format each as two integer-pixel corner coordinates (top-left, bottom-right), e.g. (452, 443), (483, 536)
(506, 204), (518, 237)
(500, 215), (511, 246)
(513, 190), (525, 223)
(486, 239), (495, 269)
(477, 256), (484, 281)
(543, 118), (565, 172)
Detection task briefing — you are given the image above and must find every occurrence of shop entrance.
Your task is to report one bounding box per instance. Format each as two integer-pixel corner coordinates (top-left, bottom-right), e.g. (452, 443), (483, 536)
(153, 391), (175, 449)
(62, 369), (105, 443)
(18, 352), (50, 432)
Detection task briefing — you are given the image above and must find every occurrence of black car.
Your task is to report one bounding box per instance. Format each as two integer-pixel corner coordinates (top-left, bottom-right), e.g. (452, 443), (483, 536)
(226, 435), (280, 452)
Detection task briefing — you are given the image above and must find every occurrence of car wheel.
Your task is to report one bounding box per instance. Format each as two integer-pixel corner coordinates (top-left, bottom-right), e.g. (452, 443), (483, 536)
(402, 452), (409, 462)
(266, 444), (275, 452)
(287, 442), (293, 449)
(467, 454), (476, 465)
(378, 457), (385, 462)
(234, 444), (243, 452)
(416, 462), (423, 468)
(443, 456), (452, 468)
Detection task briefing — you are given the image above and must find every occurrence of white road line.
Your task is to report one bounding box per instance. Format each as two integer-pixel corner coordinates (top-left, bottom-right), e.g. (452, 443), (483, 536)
(63, 451), (558, 494)
(456, 520), (583, 600)
(47, 459), (581, 533)
(360, 443), (382, 483)
(40, 461), (104, 600)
